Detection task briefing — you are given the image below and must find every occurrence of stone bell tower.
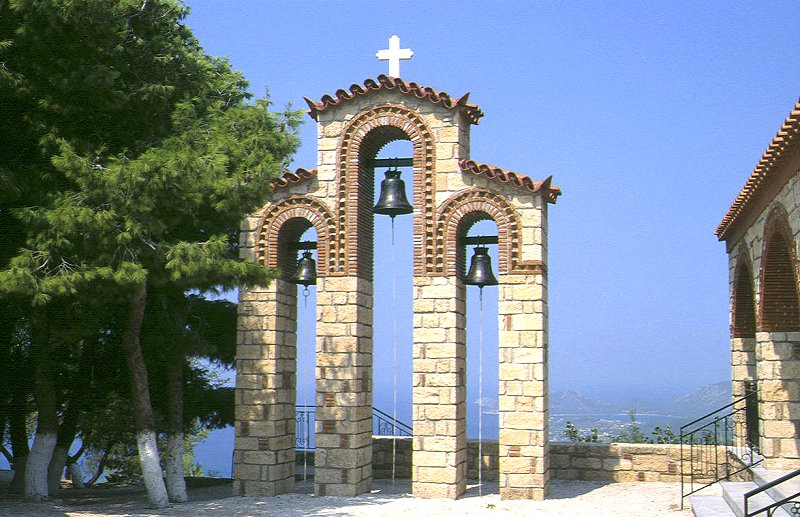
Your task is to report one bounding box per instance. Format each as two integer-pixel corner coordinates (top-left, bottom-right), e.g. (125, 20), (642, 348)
(233, 70), (560, 499)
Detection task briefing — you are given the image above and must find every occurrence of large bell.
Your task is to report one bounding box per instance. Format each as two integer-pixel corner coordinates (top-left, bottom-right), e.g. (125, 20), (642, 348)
(464, 246), (498, 287)
(373, 168), (413, 217)
(290, 251), (317, 287)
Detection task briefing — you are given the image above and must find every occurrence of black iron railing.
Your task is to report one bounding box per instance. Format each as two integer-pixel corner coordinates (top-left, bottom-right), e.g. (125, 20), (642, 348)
(373, 406), (413, 437)
(295, 405), (412, 451)
(680, 390), (762, 506)
(745, 468), (800, 516)
(296, 405), (316, 451)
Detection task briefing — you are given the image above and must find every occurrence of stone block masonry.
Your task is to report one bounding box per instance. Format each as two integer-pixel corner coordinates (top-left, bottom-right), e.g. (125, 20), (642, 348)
(233, 281), (297, 496)
(314, 276), (373, 496)
(235, 76), (559, 500)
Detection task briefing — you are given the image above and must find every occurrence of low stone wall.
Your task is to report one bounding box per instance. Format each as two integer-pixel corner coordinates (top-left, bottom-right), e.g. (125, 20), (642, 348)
(550, 442), (682, 482)
(305, 439), (728, 484)
(372, 437), (412, 479)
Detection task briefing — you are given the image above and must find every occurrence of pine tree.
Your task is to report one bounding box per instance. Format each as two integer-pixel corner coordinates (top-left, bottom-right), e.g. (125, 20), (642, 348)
(0, 0), (299, 505)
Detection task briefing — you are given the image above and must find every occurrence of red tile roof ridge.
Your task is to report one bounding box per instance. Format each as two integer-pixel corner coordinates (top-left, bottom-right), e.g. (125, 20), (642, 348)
(458, 159), (561, 204)
(716, 99), (800, 240)
(304, 75), (484, 125)
(271, 168), (318, 190)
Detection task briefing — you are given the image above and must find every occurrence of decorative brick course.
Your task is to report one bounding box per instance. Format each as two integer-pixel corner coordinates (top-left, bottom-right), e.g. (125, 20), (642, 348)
(236, 79), (556, 499)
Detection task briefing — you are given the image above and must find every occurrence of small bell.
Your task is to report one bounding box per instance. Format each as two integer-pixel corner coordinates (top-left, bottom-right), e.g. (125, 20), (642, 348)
(373, 168), (413, 217)
(464, 246), (498, 288)
(290, 251), (317, 287)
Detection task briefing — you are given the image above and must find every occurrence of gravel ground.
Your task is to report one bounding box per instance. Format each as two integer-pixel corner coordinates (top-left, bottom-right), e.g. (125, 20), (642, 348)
(0, 478), (701, 517)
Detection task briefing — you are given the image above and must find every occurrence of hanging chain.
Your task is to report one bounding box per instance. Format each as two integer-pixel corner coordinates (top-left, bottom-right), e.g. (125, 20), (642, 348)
(391, 215), (398, 485)
(301, 287), (310, 481)
(478, 286), (484, 498)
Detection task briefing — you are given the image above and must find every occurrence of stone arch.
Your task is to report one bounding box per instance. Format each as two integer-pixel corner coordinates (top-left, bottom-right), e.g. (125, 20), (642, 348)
(438, 188), (544, 277)
(337, 104), (436, 278)
(759, 206), (800, 332)
(731, 244), (759, 447)
(256, 196), (337, 276)
(733, 246), (757, 338)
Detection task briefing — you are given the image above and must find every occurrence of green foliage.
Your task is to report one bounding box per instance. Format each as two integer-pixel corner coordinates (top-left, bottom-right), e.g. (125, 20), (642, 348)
(0, 0), (300, 302)
(651, 426), (679, 444)
(0, 0), (299, 493)
(563, 421), (599, 443)
(84, 423), (209, 483)
(609, 409), (680, 444)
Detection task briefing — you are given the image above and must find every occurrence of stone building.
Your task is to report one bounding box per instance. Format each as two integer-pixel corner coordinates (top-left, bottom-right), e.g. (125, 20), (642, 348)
(232, 75), (560, 500)
(716, 99), (800, 470)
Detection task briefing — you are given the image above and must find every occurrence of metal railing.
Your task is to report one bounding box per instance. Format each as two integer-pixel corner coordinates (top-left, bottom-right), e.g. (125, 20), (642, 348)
(680, 390), (762, 506)
(295, 405), (412, 451)
(745, 468), (800, 516)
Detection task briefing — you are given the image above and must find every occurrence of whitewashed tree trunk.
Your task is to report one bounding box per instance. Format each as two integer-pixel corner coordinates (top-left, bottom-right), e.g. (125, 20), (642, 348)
(137, 431), (169, 508)
(47, 445), (68, 495)
(24, 432), (57, 500)
(122, 285), (169, 508)
(165, 432), (187, 502)
(68, 462), (85, 489)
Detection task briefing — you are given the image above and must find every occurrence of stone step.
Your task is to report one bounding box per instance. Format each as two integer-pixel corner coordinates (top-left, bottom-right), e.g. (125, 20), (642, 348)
(720, 481), (790, 517)
(750, 465), (800, 511)
(690, 495), (736, 517)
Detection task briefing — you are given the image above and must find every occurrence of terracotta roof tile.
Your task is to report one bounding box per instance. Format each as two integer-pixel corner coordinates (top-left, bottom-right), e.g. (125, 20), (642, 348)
(459, 159), (561, 204)
(271, 168), (317, 190)
(305, 75), (484, 125)
(716, 100), (800, 240)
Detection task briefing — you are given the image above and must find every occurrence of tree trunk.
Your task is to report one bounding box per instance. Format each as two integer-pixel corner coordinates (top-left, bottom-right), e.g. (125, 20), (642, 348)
(121, 284), (168, 508)
(86, 443), (111, 486)
(8, 387), (30, 494)
(25, 317), (58, 501)
(47, 446), (68, 495)
(165, 355), (187, 502)
(65, 441), (87, 489)
(49, 348), (92, 493)
(68, 462), (85, 489)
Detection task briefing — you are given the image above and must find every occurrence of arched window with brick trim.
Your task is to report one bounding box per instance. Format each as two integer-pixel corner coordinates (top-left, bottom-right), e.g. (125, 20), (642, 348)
(733, 256), (757, 338)
(759, 209), (800, 332)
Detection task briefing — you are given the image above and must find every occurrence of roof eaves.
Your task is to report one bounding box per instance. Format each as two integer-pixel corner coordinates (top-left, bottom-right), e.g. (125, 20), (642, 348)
(458, 159), (562, 204)
(305, 75), (484, 125)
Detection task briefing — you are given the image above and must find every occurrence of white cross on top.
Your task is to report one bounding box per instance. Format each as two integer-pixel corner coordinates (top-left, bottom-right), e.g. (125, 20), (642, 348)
(376, 35), (413, 78)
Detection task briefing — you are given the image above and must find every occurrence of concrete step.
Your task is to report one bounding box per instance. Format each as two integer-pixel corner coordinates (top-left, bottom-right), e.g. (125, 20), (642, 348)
(750, 465), (800, 511)
(720, 481), (790, 517)
(690, 495), (736, 517)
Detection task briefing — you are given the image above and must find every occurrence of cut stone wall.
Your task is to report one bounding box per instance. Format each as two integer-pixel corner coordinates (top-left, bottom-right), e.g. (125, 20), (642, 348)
(314, 276), (373, 496)
(236, 81), (556, 500)
(412, 275), (467, 499)
(233, 281), (297, 496)
(369, 440), (730, 484)
(726, 162), (800, 471)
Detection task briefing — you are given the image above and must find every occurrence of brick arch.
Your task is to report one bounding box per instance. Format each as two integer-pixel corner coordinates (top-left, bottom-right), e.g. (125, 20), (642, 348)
(732, 245), (757, 338)
(759, 205), (800, 332)
(256, 196), (337, 277)
(337, 104), (436, 278)
(437, 188), (545, 277)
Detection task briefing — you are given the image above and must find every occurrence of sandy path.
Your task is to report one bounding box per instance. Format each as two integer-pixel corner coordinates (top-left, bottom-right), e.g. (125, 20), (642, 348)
(0, 479), (699, 516)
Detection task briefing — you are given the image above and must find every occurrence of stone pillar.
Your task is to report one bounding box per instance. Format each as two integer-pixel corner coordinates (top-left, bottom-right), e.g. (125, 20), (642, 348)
(412, 275), (467, 499)
(498, 273), (549, 500)
(756, 331), (800, 470)
(731, 336), (757, 445)
(314, 276), (373, 496)
(233, 280), (297, 496)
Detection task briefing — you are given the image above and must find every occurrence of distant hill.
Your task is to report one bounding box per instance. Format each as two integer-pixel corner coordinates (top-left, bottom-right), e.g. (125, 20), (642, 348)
(660, 381), (731, 418)
(548, 381), (732, 441)
(550, 381), (731, 418)
(550, 390), (625, 414)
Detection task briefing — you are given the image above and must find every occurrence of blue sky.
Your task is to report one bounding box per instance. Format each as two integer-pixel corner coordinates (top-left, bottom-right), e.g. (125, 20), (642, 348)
(184, 2), (800, 406)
